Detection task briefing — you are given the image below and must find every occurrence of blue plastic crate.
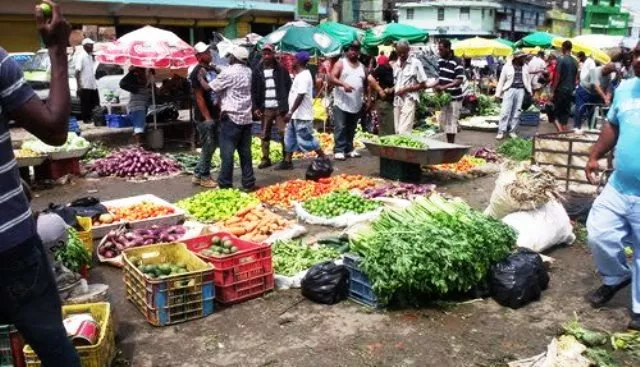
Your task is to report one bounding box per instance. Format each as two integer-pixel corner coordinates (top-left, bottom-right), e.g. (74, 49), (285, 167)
(68, 116), (80, 135)
(106, 114), (132, 128)
(152, 282), (215, 326)
(343, 253), (383, 308)
(520, 111), (540, 126)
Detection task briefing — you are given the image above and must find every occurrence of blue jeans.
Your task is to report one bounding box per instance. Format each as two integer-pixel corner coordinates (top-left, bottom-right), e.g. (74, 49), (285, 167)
(587, 184), (640, 313)
(574, 85), (601, 129)
(129, 109), (147, 134)
(332, 106), (359, 154)
(217, 117), (255, 189)
(194, 120), (219, 179)
(0, 236), (81, 367)
(284, 119), (320, 153)
(498, 88), (525, 133)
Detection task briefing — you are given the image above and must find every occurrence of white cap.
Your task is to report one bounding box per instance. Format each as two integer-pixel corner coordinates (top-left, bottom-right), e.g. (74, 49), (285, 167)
(194, 42), (210, 54)
(81, 38), (95, 46)
(229, 46), (249, 62)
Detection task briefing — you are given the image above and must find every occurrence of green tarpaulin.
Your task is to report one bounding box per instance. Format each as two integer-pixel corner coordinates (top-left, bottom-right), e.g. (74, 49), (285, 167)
(317, 21), (363, 47)
(516, 32), (558, 48)
(258, 21), (342, 56)
(362, 23), (428, 47)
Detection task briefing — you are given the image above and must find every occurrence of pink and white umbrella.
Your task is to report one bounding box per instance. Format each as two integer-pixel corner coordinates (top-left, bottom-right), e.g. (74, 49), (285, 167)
(96, 26), (197, 69)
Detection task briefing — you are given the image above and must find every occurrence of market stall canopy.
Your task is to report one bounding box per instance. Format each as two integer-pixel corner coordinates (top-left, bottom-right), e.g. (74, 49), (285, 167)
(551, 37), (611, 64)
(495, 38), (515, 48)
(317, 21), (364, 47)
(96, 26), (197, 69)
(452, 37), (513, 57)
(362, 23), (428, 47)
(572, 34), (624, 51)
(516, 32), (558, 48)
(232, 33), (263, 46)
(257, 21), (342, 56)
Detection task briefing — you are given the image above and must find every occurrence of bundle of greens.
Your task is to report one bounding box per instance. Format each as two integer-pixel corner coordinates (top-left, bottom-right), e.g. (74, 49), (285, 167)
(272, 240), (341, 276)
(351, 194), (516, 303)
(55, 228), (92, 273)
(379, 135), (427, 149)
(497, 137), (533, 161)
(477, 94), (501, 116)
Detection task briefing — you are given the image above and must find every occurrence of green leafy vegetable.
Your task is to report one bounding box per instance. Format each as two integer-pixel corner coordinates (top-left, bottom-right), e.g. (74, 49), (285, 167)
(477, 94), (501, 116)
(379, 135), (427, 149)
(303, 191), (380, 218)
(497, 137), (533, 161)
(272, 240), (341, 276)
(54, 228), (92, 273)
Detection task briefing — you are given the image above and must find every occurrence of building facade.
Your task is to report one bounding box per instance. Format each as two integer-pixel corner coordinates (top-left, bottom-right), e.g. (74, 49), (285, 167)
(495, 0), (550, 40)
(582, 0), (630, 35)
(543, 8), (577, 37)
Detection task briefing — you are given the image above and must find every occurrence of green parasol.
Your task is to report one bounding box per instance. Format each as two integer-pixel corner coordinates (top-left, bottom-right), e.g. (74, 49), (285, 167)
(317, 21), (363, 47)
(257, 21), (342, 56)
(516, 32), (558, 48)
(495, 38), (515, 48)
(362, 23), (428, 47)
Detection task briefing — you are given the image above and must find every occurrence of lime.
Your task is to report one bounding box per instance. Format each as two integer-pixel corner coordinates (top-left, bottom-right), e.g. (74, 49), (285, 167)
(40, 3), (52, 18)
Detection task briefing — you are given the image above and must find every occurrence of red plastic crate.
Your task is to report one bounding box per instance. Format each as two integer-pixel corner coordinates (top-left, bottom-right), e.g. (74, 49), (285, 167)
(34, 158), (80, 180)
(1, 325), (25, 367)
(184, 233), (273, 287)
(215, 273), (274, 305)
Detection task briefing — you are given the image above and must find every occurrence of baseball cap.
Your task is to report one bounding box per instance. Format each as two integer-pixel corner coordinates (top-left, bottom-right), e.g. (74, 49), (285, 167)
(262, 43), (275, 52)
(81, 38), (94, 46)
(194, 42), (210, 54)
(295, 51), (310, 64)
(230, 46), (249, 62)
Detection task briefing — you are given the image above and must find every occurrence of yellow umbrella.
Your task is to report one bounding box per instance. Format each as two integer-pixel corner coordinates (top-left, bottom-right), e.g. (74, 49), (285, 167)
(521, 46), (543, 55)
(452, 37), (513, 58)
(551, 37), (611, 64)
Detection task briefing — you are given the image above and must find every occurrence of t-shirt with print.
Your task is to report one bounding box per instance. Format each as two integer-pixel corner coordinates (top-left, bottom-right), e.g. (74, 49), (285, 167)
(606, 78), (640, 196)
(556, 55), (578, 93)
(0, 48), (37, 251)
(263, 68), (278, 109)
(288, 69), (313, 121)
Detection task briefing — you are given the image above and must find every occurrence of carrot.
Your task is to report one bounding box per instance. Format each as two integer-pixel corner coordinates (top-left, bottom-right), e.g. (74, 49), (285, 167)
(235, 207), (254, 217)
(225, 217), (241, 225)
(228, 226), (247, 236)
(245, 213), (259, 222)
(244, 222), (259, 233)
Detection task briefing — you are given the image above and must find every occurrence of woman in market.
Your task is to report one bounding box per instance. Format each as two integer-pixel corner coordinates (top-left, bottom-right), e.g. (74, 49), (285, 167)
(120, 66), (151, 145)
(495, 51), (532, 140)
(368, 54), (395, 136)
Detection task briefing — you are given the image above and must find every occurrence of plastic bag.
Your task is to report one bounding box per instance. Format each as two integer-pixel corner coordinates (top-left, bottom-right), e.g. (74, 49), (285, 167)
(502, 200), (576, 253)
(313, 98), (328, 122)
(294, 202), (383, 228)
(265, 224), (307, 244)
(305, 157), (333, 181)
(275, 269), (309, 290)
(301, 261), (350, 305)
(490, 248), (550, 309)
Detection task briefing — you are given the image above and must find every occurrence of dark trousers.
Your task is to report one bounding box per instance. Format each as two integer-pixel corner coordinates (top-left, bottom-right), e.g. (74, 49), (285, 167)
(574, 85), (602, 129)
(79, 89), (99, 123)
(0, 236), (81, 367)
(194, 120), (219, 179)
(333, 106), (359, 154)
(217, 117), (255, 189)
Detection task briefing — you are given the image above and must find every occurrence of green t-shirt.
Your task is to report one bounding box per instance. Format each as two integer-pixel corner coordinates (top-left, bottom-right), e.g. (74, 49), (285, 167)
(556, 55), (578, 93)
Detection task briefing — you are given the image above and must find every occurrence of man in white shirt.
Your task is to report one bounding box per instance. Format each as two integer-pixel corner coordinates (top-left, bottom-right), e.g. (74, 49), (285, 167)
(393, 40), (429, 134)
(528, 51), (548, 91)
(276, 51), (326, 170)
(75, 38), (99, 124)
(578, 51), (596, 84)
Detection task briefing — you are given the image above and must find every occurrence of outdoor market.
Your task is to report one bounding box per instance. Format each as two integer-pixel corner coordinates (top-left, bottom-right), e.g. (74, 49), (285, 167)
(3, 1), (640, 366)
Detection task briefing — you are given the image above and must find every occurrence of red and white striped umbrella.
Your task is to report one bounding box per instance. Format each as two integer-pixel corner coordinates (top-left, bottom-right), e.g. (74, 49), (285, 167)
(96, 26), (197, 69)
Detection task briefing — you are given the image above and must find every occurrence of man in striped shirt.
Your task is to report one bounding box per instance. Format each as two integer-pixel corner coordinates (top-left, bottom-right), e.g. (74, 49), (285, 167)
(0, 1), (80, 365)
(436, 39), (465, 143)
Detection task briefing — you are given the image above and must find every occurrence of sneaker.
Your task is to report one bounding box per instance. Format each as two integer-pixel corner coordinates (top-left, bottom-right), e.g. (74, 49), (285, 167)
(347, 150), (361, 158)
(335, 152), (346, 161)
(509, 131), (518, 139)
(258, 159), (272, 169)
(191, 176), (201, 185)
(496, 133), (504, 140)
(199, 178), (217, 188)
(629, 314), (640, 331)
(274, 160), (293, 170)
(587, 279), (631, 308)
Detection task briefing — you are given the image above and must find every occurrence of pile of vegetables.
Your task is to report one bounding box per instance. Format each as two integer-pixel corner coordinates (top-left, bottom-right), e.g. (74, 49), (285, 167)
(23, 133), (90, 153)
(55, 228), (92, 273)
(318, 174), (379, 191)
(471, 147), (500, 163)
(168, 153), (199, 174)
(431, 155), (487, 173)
(177, 189), (260, 223)
(217, 206), (294, 243)
(351, 194), (516, 303)
(420, 92), (453, 109)
(497, 137), (533, 161)
(129, 258), (189, 279)
(83, 142), (110, 162)
(476, 94), (501, 116)
(89, 147), (182, 178)
(105, 202), (176, 223)
(272, 240), (340, 276)
(212, 137), (284, 167)
(293, 133), (334, 159)
(98, 225), (187, 259)
(362, 183), (436, 200)
(14, 148), (44, 158)
(302, 191), (380, 218)
(379, 135), (427, 149)
(256, 179), (332, 208)
(198, 237), (239, 257)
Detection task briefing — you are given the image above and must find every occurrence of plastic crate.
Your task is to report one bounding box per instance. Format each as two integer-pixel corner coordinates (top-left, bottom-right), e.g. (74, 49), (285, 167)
(0, 325), (24, 367)
(184, 233), (273, 287)
(23, 303), (115, 367)
(216, 273), (274, 305)
(33, 158), (80, 180)
(76, 217), (93, 256)
(122, 243), (215, 326)
(343, 253), (383, 308)
(68, 116), (80, 135)
(519, 111), (540, 126)
(106, 114), (132, 128)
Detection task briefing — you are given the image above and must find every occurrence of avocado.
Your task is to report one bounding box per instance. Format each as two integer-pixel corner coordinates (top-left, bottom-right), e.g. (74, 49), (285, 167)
(211, 237), (221, 246)
(222, 239), (233, 249)
(230, 246), (238, 253)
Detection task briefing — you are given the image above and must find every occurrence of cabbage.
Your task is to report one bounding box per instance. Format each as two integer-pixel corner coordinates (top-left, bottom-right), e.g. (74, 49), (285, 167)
(22, 133), (90, 153)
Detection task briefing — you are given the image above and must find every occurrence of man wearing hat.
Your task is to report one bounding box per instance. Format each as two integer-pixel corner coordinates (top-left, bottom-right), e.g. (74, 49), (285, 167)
(251, 43), (291, 169)
(495, 51), (532, 140)
(75, 38), (99, 124)
(189, 42), (219, 188)
(210, 46), (256, 190)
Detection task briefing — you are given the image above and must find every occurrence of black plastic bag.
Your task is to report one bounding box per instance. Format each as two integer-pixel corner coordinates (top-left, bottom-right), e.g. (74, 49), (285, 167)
(490, 248), (549, 309)
(301, 262), (350, 305)
(522, 92), (533, 111)
(146, 103), (179, 123)
(305, 157), (333, 181)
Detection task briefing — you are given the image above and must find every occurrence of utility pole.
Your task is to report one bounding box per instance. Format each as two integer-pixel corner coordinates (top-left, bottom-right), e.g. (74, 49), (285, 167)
(575, 0), (583, 36)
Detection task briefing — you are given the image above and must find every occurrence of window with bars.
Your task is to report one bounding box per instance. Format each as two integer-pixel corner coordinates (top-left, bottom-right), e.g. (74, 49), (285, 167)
(407, 8), (414, 20)
(460, 7), (470, 21)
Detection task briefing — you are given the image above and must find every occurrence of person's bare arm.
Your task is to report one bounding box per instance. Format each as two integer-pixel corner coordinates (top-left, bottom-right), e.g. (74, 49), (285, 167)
(329, 61), (353, 92)
(586, 122), (618, 184)
(367, 74), (385, 98)
(194, 88), (213, 121)
(10, 1), (71, 146)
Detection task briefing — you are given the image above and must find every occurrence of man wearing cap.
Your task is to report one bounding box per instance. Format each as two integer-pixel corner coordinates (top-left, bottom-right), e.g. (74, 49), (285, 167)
(277, 51), (326, 170)
(209, 46), (256, 190)
(75, 38), (99, 124)
(251, 44), (291, 169)
(495, 51), (532, 140)
(189, 42), (219, 188)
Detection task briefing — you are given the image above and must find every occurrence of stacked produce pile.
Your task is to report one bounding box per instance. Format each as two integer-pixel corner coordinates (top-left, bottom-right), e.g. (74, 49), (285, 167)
(256, 179), (333, 208)
(302, 191), (380, 219)
(430, 155), (487, 173)
(177, 189), (260, 223)
(83, 142), (110, 162)
(22, 132), (90, 153)
(362, 183), (436, 200)
(168, 153), (199, 174)
(272, 240), (341, 276)
(217, 206), (295, 243)
(378, 135), (427, 149)
(93, 202), (176, 226)
(98, 225), (186, 260)
(89, 147), (182, 178)
(497, 137), (533, 161)
(198, 237), (239, 257)
(318, 174), (380, 191)
(476, 94), (501, 116)
(351, 194), (516, 303)
(128, 257), (189, 279)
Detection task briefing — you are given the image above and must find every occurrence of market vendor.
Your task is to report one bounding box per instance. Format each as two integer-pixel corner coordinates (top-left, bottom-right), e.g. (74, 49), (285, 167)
(549, 41), (578, 132)
(251, 43), (292, 169)
(574, 63), (616, 130)
(585, 40), (640, 331)
(368, 55), (395, 136)
(436, 39), (464, 143)
(393, 40), (429, 135)
(209, 45), (256, 191)
(495, 51), (532, 140)
(119, 66), (151, 145)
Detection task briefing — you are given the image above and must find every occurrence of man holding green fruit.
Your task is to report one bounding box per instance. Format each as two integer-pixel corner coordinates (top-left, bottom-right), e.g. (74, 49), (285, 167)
(0, 1), (81, 365)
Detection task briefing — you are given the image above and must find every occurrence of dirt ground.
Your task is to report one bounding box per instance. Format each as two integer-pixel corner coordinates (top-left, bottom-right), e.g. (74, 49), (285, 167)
(29, 126), (635, 367)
